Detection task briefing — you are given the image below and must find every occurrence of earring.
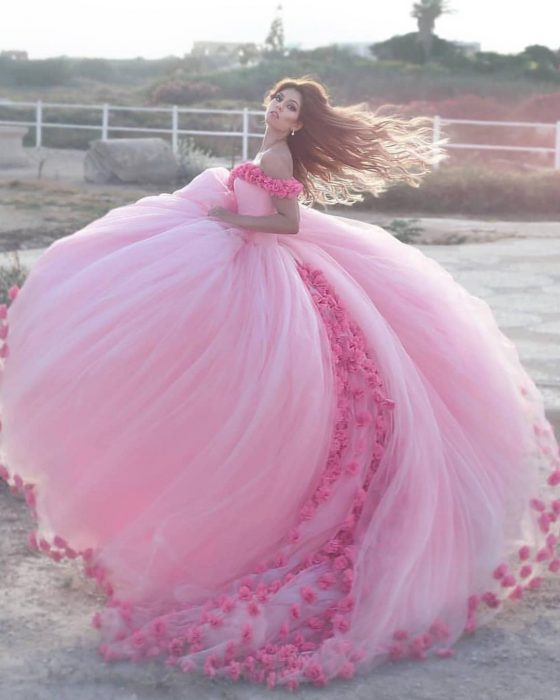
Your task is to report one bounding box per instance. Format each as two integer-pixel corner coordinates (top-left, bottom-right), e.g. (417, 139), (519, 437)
(291, 129), (295, 136)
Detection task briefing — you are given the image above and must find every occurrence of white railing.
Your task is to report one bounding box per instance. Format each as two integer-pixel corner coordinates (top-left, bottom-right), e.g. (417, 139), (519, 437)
(0, 99), (263, 162)
(432, 115), (560, 169)
(1, 99), (559, 169)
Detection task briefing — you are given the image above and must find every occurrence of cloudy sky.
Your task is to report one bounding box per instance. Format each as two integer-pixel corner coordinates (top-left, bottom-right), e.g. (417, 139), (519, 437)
(2, 0), (558, 59)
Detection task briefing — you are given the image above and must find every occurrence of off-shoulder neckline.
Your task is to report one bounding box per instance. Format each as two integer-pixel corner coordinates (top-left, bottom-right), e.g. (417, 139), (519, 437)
(227, 161), (304, 199)
(245, 160), (299, 182)
(233, 160), (302, 185)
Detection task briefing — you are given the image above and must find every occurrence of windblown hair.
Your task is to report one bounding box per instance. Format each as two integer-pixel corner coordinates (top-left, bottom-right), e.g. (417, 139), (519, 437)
(263, 75), (449, 206)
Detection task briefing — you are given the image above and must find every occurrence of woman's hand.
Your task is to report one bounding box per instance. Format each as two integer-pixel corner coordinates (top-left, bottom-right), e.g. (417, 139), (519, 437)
(207, 206), (233, 223)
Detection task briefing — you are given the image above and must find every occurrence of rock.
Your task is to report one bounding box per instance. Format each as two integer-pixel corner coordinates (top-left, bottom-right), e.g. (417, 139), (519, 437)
(0, 126), (30, 168)
(84, 138), (180, 184)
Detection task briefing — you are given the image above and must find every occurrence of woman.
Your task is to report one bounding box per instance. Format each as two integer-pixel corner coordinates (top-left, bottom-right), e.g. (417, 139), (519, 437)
(0, 76), (558, 690)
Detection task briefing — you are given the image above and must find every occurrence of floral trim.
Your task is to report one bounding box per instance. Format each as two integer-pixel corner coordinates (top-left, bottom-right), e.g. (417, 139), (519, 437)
(91, 261), (397, 688)
(0, 266), (396, 688)
(2, 267), (560, 689)
(227, 162), (304, 199)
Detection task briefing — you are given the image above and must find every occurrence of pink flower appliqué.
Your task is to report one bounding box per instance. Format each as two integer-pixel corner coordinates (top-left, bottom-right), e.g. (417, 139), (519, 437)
(227, 162), (304, 199)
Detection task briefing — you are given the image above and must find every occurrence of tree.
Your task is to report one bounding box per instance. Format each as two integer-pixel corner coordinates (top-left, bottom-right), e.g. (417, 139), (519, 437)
(264, 4), (285, 57)
(370, 32), (464, 66)
(411, 0), (455, 61)
(238, 43), (261, 67)
(521, 44), (560, 74)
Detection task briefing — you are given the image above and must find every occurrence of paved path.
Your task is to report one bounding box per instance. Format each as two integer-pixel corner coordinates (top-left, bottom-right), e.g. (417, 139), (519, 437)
(1, 235), (559, 700)
(423, 237), (560, 423)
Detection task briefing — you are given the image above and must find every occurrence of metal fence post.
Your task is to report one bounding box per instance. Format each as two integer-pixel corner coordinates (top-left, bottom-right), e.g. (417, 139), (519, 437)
(555, 121), (560, 170)
(242, 107), (249, 162)
(432, 114), (441, 170)
(172, 105), (179, 154)
(35, 100), (42, 148)
(101, 103), (109, 140)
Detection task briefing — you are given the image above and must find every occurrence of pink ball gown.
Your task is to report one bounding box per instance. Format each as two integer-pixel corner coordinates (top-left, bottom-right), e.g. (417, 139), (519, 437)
(0, 161), (559, 689)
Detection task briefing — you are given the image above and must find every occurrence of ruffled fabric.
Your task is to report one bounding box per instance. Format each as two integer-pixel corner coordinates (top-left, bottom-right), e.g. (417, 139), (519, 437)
(227, 161), (304, 199)
(0, 165), (559, 690)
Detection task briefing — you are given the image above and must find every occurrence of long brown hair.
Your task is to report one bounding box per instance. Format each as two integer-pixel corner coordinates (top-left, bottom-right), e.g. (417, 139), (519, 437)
(263, 75), (449, 206)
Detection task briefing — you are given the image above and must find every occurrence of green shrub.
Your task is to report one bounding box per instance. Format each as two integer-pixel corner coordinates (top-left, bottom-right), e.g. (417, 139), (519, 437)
(11, 58), (73, 87)
(358, 167), (560, 217)
(176, 136), (214, 179)
(385, 218), (424, 243)
(0, 252), (28, 305)
(75, 58), (116, 82)
(370, 33), (467, 66)
(150, 80), (222, 105)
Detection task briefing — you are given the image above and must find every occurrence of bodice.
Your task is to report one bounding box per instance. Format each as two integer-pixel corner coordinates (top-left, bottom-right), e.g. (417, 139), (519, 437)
(227, 161), (303, 217)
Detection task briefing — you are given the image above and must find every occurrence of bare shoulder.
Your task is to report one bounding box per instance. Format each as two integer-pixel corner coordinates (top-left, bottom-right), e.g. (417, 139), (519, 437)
(258, 148), (294, 180)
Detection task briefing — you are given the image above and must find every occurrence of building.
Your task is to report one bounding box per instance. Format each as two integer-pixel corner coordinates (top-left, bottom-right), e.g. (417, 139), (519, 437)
(191, 41), (260, 59)
(0, 50), (29, 61)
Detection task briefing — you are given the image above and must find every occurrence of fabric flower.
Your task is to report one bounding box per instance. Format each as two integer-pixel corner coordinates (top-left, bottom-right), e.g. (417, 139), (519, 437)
(299, 586), (317, 604)
(227, 162), (304, 199)
(238, 585), (252, 601)
(241, 624), (253, 644)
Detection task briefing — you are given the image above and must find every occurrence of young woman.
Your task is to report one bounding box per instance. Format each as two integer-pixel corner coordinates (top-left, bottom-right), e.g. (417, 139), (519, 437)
(0, 76), (558, 690)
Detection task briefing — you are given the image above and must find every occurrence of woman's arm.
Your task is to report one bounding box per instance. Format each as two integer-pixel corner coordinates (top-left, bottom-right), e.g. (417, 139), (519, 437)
(208, 199), (299, 235)
(207, 151), (300, 235)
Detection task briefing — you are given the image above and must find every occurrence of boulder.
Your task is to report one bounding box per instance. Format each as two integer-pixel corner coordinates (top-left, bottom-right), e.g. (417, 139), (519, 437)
(84, 138), (180, 184)
(0, 126), (30, 168)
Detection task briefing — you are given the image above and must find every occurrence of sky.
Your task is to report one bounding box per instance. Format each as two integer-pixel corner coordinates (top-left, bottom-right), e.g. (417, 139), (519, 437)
(2, 0), (558, 60)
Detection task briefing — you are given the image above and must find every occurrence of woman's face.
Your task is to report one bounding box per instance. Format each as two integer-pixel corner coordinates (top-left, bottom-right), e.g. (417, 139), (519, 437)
(265, 87), (303, 135)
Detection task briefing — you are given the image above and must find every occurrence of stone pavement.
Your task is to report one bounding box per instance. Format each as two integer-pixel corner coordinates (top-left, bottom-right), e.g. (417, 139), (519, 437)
(422, 237), (560, 426)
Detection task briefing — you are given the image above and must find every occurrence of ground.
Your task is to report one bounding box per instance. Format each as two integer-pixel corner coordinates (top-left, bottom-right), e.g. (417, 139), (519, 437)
(2, 476), (559, 699)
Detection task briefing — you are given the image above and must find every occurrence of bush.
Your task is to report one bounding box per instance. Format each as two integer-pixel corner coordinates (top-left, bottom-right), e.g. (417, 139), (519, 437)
(176, 136), (214, 180)
(356, 166), (560, 217)
(180, 49), (557, 107)
(75, 58), (116, 82)
(514, 92), (560, 122)
(150, 80), (222, 105)
(470, 52), (522, 75)
(11, 58), (73, 87)
(393, 94), (512, 120)
(384, 218), (424, 243)
(370, 33), (466, 66)
(0, 252), (28, 305)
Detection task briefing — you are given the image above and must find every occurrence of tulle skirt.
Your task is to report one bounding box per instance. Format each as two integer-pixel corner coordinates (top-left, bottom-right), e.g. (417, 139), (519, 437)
(0, 167), (558, 689)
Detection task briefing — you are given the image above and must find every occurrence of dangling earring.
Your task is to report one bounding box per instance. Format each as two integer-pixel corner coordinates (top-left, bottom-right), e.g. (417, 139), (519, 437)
(291, 129), (295, 136)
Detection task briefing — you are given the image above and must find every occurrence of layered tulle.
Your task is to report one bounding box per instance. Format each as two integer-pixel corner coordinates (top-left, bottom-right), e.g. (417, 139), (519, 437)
(0, 165), (559, 689)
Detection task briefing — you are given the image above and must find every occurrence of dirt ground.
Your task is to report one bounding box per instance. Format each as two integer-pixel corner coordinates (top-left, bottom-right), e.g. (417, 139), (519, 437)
(1, 476), (560, 700)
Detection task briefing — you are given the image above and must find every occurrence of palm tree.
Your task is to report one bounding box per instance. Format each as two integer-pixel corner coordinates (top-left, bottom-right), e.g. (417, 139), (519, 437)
(411, 1), (455, 60)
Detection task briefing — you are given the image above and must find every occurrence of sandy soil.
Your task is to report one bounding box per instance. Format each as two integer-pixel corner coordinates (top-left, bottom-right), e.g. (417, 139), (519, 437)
(1, 476), (560, 700)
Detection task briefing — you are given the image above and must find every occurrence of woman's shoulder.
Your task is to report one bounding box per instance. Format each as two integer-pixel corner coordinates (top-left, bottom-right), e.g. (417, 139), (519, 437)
(256, 148), (294, 180)
(228, 147), (303, 199)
